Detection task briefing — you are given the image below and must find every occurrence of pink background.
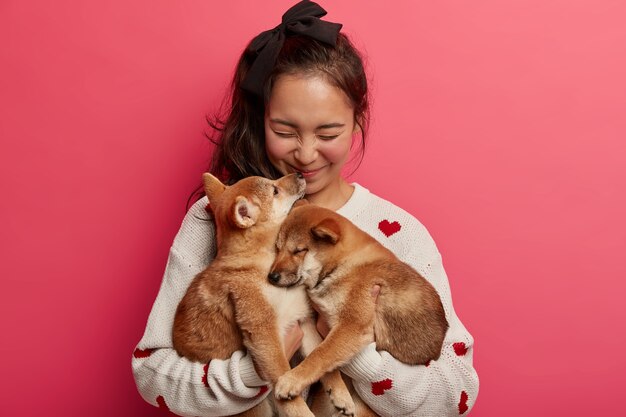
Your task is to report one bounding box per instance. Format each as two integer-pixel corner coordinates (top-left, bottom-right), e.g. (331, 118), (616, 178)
(1, 0), (625, 415)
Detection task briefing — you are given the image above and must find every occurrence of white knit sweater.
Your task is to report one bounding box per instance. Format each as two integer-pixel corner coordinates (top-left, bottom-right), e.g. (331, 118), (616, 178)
(132, 183), (479, 416)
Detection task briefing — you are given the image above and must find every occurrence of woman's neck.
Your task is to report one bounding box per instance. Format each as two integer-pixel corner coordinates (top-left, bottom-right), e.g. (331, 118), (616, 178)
(305, 178), (354, 211)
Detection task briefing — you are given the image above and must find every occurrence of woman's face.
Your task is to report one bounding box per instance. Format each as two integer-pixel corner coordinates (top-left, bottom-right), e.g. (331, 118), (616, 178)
(265, 74), (356, 200)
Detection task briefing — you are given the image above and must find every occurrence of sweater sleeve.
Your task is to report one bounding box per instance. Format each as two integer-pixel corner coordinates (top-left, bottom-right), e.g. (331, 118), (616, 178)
(131, 198), (269, 417)
(341, 244), (479, 416)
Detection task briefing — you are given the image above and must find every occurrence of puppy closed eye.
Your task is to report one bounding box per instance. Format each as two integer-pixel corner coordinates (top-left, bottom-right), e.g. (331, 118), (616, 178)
(293, 247), (308, 255)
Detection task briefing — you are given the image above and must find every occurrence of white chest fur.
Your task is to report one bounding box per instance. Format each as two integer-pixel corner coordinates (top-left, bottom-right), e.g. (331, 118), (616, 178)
(261, 284), (312, 338)
(307, 275), (350, 328)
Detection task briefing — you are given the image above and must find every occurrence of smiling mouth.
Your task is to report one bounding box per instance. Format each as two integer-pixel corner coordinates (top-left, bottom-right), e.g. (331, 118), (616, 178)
(291, 166), (326, 178)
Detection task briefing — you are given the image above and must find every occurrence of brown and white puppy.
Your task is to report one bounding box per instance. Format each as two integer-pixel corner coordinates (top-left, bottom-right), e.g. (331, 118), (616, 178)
(268, 203), (449, 406)
(173, 174), (354, 417)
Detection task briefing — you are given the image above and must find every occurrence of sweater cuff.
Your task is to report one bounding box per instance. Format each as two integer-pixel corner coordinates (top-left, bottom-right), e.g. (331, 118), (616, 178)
(340, 342), (383, 381)
(238, 352), (268, 387)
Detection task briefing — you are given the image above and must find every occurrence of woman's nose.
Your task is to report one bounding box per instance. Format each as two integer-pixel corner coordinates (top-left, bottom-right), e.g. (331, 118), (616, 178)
(294, 138), (318, 166)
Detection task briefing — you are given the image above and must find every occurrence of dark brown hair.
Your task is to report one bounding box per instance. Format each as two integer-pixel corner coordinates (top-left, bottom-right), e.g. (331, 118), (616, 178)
(189, 33), (370, 207)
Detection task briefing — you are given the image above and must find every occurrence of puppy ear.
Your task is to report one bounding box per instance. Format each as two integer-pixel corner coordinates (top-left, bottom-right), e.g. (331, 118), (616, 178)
(203, 173), (226, 202)
(311, 217), (340, 244)
(232, 196), (260, 228)
(294, 198), (309, 208)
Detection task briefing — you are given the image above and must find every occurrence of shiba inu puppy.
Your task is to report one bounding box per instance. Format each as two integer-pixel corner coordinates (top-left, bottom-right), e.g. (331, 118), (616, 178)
(173, 173), (354, 417)
(268, 203), (449, 405)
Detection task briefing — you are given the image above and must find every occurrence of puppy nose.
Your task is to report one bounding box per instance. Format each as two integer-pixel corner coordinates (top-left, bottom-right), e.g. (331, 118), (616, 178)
(295, 172), (303, 179)
(268, 271), (281, 284)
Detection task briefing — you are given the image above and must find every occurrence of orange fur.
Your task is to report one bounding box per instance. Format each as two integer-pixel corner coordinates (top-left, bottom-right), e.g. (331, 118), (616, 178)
(173, 173), (315, 417)
(172, 174), (355, 417)
(269, 203), (449, 405)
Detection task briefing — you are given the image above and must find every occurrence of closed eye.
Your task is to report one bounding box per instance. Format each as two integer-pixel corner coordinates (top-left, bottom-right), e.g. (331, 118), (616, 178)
(293, 247), (308, 255)
(273, 131), (297, 138)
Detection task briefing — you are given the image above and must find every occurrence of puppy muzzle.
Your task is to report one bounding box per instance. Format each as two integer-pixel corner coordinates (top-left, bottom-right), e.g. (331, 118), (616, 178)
(267, 271), (301, 287)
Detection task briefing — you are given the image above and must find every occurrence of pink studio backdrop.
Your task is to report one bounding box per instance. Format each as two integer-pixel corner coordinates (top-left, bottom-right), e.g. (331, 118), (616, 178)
(1, 0), (625, 415)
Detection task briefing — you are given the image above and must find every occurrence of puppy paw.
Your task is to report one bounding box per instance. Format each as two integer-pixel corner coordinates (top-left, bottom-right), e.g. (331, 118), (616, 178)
(274, 371), (306, 401)
(276, 397), (315, 417)
(327, 387), (356, 417)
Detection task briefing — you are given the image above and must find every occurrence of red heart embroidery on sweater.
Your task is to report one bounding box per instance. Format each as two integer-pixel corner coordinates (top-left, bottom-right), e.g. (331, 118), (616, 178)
(133, 348), (154, 358)
(156, 395), (169, 410)
(371, 378), (393, 395)
(255, 385), (269, 397)
(378, 220), (401, 237)
(202, 363), (210, 387)
(453, 342), (468, 356)
(458, 391), (469, 414)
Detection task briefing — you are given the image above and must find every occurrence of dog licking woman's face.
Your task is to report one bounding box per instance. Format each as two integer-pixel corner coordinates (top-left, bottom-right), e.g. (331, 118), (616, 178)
(203, 172), (306, 231)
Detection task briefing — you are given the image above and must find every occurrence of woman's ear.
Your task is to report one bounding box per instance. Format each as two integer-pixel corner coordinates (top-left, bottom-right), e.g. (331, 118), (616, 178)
(351, 119), (364, 151)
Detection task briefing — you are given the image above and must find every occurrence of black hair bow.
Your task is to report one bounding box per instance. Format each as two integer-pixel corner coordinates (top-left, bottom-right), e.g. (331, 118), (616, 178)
(241, 0), (343, 97)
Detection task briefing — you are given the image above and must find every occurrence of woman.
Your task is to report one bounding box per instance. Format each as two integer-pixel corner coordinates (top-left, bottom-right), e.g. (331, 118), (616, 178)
(132, 1), (479, 415)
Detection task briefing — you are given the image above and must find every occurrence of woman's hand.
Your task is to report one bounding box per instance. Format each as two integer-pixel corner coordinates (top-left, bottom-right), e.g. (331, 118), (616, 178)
(283, 322), (304, 360)
(316, 284), (381, 338)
